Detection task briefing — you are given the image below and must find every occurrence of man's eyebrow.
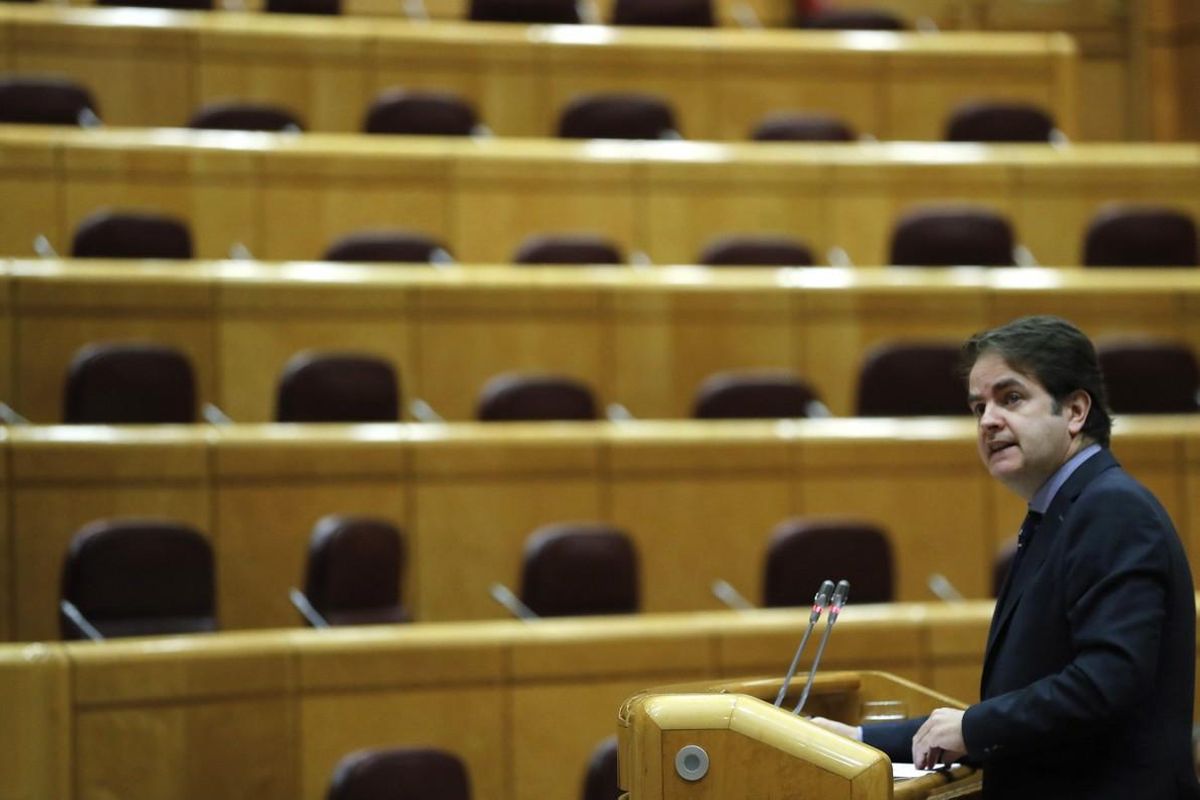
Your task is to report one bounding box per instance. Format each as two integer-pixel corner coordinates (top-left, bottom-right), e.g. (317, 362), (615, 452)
(967, 377), (1026, 404)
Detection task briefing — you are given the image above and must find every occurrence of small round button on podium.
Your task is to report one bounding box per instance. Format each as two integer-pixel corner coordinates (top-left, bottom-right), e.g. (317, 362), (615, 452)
(675, 744), (710, 781)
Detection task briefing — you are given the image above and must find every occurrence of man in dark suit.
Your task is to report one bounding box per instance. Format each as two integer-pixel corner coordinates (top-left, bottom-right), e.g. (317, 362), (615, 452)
(817, 315), (1200, 798)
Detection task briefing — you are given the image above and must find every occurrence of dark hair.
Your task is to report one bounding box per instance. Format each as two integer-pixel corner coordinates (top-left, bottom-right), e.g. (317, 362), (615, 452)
(960, 315), (1112, 447)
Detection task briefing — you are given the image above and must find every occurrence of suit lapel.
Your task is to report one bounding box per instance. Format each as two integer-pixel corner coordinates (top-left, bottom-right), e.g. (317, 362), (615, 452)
(978, 448), (1119, 693)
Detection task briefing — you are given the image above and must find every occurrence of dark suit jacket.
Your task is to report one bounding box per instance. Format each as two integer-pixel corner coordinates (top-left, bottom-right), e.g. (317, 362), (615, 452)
(864, 448), (1200, 798)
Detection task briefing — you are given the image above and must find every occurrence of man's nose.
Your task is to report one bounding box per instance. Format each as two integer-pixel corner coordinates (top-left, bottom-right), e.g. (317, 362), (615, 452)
(979, 403), (1002, 428)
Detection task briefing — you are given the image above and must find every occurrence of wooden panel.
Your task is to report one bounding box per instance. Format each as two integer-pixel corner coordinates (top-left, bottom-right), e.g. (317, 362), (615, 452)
(0, 644), (70, 800)
(797, 420), (992, 600)
(7, 7), (195, 126)
(1012, 148), (1200, 267)
(11, 260), (216, 423)
(450, 148), (637, 264)
(640, 154), (830, 266)
(8, 427), (210, 641)
(0, 429), (8, 641)
(300, 687), (508, 800)
(415, 273), (608, 419)
(411, 428), (603, 620)
(0, 133), (59, 258)
(0, 6), (1079, 141)
(799, 277), (988, 415)
(608, 425), (793, 611)
(70, 633), (296, 800)
(212, 428), (408, 629)
(256, 142), (450, 260)
(214, 263), (414, 422)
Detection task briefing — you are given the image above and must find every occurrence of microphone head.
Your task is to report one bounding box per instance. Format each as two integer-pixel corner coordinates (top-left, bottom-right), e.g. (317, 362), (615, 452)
(814, 579), (835, 606)
(831, 579), (851, 608)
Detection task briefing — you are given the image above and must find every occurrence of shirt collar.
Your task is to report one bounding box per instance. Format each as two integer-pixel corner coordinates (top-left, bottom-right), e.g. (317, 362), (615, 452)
(1029, 442), (1102, 514)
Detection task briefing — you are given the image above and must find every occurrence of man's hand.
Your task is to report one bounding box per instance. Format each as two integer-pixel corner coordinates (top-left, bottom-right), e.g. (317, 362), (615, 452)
(808, 716), (862, 741)
(912, 708), (966, 769)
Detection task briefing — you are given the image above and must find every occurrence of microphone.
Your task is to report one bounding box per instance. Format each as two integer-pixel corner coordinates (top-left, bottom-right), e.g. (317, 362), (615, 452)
(774, 579), (835, 708)
(793, 579), (850, 715)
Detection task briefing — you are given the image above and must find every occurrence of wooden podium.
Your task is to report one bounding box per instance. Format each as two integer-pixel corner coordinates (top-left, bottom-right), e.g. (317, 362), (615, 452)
(618, 671), (981, 799)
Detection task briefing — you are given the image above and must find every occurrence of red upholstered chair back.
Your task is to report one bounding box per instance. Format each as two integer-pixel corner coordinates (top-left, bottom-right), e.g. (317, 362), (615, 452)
(364, 90), (479, 136)
(477, 373), (598, 421)
(64, 342), (197, 424)
(697, 235), (816, 267)
(275, 352), (400, 423)
(1083, 205), (1198, 267)
(520, 523), (639, 617)
(323, 230), (452, 263)
(855, 341), (967, 417)
(72, 209), (193, 259)
(693, 370), (824, 419)
(60, 519), (216, 639)
(1097, 339), (1200, 414)
(326, 748), (471, 800)
(0, 75), (100, 125)
(611, 0), (714, 27)
(581, 735), (620, 800)
(945, 100), (1056, 143)
(189, 101), (304, 131)
(795, 8), (904, 29)
(303, 516), (410, 626)
(764, 519), (894, 607)
(558, 93), (680, 140)
(752, 112), (855, 142)
(468, 0), (579, 23)
(513, 234), (625, 265)
(888, 206), (1015, 267)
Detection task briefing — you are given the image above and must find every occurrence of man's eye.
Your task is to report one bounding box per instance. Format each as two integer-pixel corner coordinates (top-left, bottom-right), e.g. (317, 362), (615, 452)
(1005, 392), (1021, 405)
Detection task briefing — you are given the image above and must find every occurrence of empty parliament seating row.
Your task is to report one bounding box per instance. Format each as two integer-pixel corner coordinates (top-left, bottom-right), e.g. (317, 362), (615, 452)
(8, 128), (1200, 266)
(0, 4), (1079, 139)
(0, 604), (1008, 800)
(38, 202), (1200, 268)
(5, 259), (1200, 423)
(3, 415), (1200, 643)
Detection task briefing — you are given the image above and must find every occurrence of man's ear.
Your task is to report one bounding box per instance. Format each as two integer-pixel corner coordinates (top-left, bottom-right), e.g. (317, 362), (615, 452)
(1064, 390), (1091, 436)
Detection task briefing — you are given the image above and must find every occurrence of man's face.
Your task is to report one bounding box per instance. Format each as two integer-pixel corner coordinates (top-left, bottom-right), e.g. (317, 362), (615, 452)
(967, 352), (1087, 500)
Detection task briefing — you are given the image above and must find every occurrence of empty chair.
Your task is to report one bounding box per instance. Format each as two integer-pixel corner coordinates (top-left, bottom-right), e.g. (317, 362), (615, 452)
(266, 0), (339, 13)
(945, 101), (1056, 143)
(795, 8), (905, 29)
(64, 342), (196, 424)
(188, 101), (304, 131)
(763, 518), (893, 607)
(698, 235), (816, 267)
(60, 519), (216, 640)
(477, 373), (598, 421)
(692, 370), (826, 419)
(855, 341), (966, 417)
(610, 0), (713, 27)
(1097, 340), (1200, 414)
(364, 90), (480, 136)
(751, 112), (855, 142)
(581, 736), (620, 800)
(71, 209), (193, 260)
(889, 206), (1016, 267)
(558, 93), (680, 140)
(520, 523), (639, 617)
(327, 747), (471, 800)
(513, 234), (624, 265)
(275, 352), (400, 423)
(0, 75), (100, 126)
(1083, 205), (1199, 267)
(468, 0), (579, 23)
(323, 230), (453, 264)
(293, 515), (409, 626)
